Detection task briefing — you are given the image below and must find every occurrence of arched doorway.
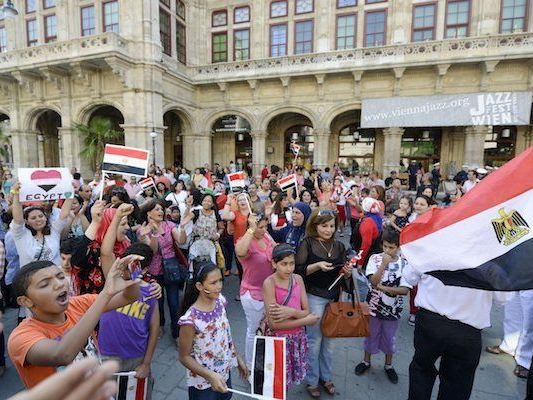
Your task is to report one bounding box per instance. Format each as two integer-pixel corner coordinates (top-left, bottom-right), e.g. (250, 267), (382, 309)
(211, 115), (252, 171)
(35, 110), (61, 167)
(329, 110), (376, 175)
(87, 105), (125, 145)
(266, 112), (314, 169)
(163, 110), (184, 168)
(0, 114), (12, 170)
(401, 128), (442, 172)
(484, 126), (516, 167)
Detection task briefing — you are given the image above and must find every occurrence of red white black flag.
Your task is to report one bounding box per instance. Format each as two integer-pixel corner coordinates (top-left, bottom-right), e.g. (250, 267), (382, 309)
(400, 147), (533, 291)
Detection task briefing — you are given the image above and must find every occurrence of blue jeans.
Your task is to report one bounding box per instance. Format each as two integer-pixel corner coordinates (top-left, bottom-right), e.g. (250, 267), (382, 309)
(188, 377), (232, 400)
(306, 294), (334, 386)
(165, 282), (182, 339)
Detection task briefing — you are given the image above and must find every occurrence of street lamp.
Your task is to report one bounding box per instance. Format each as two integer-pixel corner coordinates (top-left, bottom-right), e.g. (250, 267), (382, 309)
(2, 0), (18, 18)
(149, 129), (157, 165)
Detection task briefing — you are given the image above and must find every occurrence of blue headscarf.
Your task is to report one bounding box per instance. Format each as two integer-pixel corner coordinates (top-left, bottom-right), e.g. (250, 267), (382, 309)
(283, 202), (312, 247)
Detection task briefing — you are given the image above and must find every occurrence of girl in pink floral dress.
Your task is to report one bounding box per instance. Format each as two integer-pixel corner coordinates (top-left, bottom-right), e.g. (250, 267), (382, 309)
(262, 244), (320, 388)
(178, 262), (248, 399)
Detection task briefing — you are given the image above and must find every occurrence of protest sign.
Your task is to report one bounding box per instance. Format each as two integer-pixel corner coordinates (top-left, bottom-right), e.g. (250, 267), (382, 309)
(18, 168), (74, 202)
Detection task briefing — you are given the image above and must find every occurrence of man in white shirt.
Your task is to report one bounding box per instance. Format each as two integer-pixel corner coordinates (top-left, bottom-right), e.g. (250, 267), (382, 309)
(461, 170), (478, 194)
(403, 266), (507, 400)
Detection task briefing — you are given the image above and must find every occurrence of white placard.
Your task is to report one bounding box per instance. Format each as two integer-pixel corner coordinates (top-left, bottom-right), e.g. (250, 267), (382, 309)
(18, 168), (74, 202)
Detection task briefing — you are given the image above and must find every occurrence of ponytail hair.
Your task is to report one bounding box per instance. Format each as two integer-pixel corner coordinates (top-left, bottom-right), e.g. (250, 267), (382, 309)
(178, 261), (220, 319)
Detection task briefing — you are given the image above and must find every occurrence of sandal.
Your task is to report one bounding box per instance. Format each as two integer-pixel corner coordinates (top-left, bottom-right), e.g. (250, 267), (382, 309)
(514, 365), (529, 379)
(485, 345), (506, 355)
(319, 380), (335, 395)
(306, 385), (320, 398)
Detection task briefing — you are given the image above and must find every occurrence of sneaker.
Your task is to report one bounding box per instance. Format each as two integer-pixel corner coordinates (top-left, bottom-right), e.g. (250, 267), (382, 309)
(408, 314), (416, 326)
(354, 362), (371, 375)
(384, 366), (398, 384)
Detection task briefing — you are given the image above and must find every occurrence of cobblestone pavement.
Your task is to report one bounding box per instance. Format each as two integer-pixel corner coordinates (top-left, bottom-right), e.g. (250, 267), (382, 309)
(0, 275), (528, 400)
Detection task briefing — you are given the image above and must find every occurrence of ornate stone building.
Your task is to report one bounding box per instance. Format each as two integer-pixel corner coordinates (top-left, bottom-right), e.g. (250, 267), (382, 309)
(0, 0), (532, 176)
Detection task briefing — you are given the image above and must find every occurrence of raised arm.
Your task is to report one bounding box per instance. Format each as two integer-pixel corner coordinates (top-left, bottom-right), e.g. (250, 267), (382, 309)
(10, 182), (23, 224)
(235, 215), (256, 258)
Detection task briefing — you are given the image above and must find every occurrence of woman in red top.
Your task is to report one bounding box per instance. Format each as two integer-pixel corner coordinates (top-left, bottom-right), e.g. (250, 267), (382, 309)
(221, 193), (252, 283)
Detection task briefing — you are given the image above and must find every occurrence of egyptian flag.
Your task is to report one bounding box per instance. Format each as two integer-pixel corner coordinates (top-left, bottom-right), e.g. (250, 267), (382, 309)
(252, 336), (286, 400)
(115, 372), (149, 400)
(277, 174), (297, 192)
(102, 144), (150, 177)
(400, 147), (533, 291)
(139, 177), (155, 191)
(228, 171), (245, 192)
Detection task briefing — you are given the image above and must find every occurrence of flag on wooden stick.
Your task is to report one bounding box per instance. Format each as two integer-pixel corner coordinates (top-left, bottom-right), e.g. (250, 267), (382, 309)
(102, 144), (150, 177)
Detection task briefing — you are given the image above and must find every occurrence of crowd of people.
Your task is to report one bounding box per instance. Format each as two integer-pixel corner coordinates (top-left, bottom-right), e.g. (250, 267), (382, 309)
(0, 160), (531, 400)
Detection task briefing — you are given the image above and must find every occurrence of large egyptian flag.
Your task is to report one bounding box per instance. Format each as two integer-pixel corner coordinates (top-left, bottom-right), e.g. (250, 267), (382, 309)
(400, 147), (533, 291)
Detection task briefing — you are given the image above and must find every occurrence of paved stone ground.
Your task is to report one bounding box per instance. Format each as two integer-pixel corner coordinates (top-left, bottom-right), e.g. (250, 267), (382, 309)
(0, 272), (528, 400)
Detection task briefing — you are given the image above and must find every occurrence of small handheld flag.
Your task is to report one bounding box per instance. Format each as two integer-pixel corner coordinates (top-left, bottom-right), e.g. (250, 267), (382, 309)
(114, 372), (150, 400)
(277, 174), (297, 192)
(400, 147), (533, 291)
(343, 188), (353, 199)
(139, 177), (155, 191)
(252, 336), (286, 400)
(228, 171), (245, 192)
(102, 144), (150, 177)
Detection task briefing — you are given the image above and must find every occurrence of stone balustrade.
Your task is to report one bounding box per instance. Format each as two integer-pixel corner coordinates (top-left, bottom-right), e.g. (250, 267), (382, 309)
(0, 32), (532, 84)
(192, 33), (533, 83)
(0, 33), (129, 73)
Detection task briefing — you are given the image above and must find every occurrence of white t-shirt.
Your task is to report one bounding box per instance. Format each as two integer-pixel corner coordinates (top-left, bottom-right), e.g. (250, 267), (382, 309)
(10, 218), (68, 267)
(402, 264), (507, 329)
(366, 254), (412, 320)
(165, 190), (188, 206)
(462, 180), (477, 193)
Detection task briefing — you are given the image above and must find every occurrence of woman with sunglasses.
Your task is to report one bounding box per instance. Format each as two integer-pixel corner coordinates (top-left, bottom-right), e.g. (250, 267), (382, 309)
(235, 213), (275, 368)
(295, 208), (352, 398)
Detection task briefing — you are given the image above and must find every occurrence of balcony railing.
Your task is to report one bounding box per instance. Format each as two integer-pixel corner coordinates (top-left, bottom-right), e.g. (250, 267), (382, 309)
(0, 33), (129, 72)
(192, 32), (533, 83)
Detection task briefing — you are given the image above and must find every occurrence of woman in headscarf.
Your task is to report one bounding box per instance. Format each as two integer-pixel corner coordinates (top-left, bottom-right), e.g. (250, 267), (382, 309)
(276, 202), (312, 247)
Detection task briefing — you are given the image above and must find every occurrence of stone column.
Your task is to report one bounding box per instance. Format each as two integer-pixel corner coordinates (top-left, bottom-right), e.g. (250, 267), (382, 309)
(182, 133), (212, 170)
(313, 132), (330, 169)
(11, 130), (39, 168)
(464, 126), (489, 168)
(251, 131), (267, 176)
(121, 125), (165, 167)
(515, 125), (532, 155)
(382, 127), (404, 176)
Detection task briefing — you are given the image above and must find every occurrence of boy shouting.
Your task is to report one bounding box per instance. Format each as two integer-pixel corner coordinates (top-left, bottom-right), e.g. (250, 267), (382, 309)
(8, 254), (143, 388)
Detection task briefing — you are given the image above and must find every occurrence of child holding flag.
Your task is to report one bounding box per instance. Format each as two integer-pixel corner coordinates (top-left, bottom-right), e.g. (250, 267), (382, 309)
(263, 244), (320, 388)
(178, 261), (248, 399)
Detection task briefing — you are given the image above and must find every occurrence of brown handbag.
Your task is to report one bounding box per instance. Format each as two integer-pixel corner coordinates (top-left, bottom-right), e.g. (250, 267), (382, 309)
(320, 279), (371, 338)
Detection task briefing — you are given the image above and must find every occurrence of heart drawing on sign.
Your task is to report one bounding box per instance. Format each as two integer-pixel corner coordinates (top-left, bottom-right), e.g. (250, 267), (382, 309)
(30, 170), (62, 192)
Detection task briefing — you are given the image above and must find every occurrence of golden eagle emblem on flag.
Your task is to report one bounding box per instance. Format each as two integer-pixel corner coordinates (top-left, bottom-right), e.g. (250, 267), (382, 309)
(491, 208), (530, 246)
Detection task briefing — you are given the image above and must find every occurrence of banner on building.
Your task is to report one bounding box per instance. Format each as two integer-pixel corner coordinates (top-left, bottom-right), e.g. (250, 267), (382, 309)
(18, 168), (74, 202)
(361, 91), (532, 128)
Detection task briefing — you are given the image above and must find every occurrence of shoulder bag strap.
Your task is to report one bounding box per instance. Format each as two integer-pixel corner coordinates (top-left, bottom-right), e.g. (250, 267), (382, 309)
(281, 275), (294, 306)
(36, 236), (46, 261)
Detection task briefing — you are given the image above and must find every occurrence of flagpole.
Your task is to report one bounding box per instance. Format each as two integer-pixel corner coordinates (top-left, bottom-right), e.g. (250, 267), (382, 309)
(99, 172), (106, 202)
(227, 388), (277, 400)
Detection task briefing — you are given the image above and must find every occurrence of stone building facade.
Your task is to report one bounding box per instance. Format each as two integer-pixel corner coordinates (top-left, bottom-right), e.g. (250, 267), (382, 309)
(0, 0), (532, 177)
